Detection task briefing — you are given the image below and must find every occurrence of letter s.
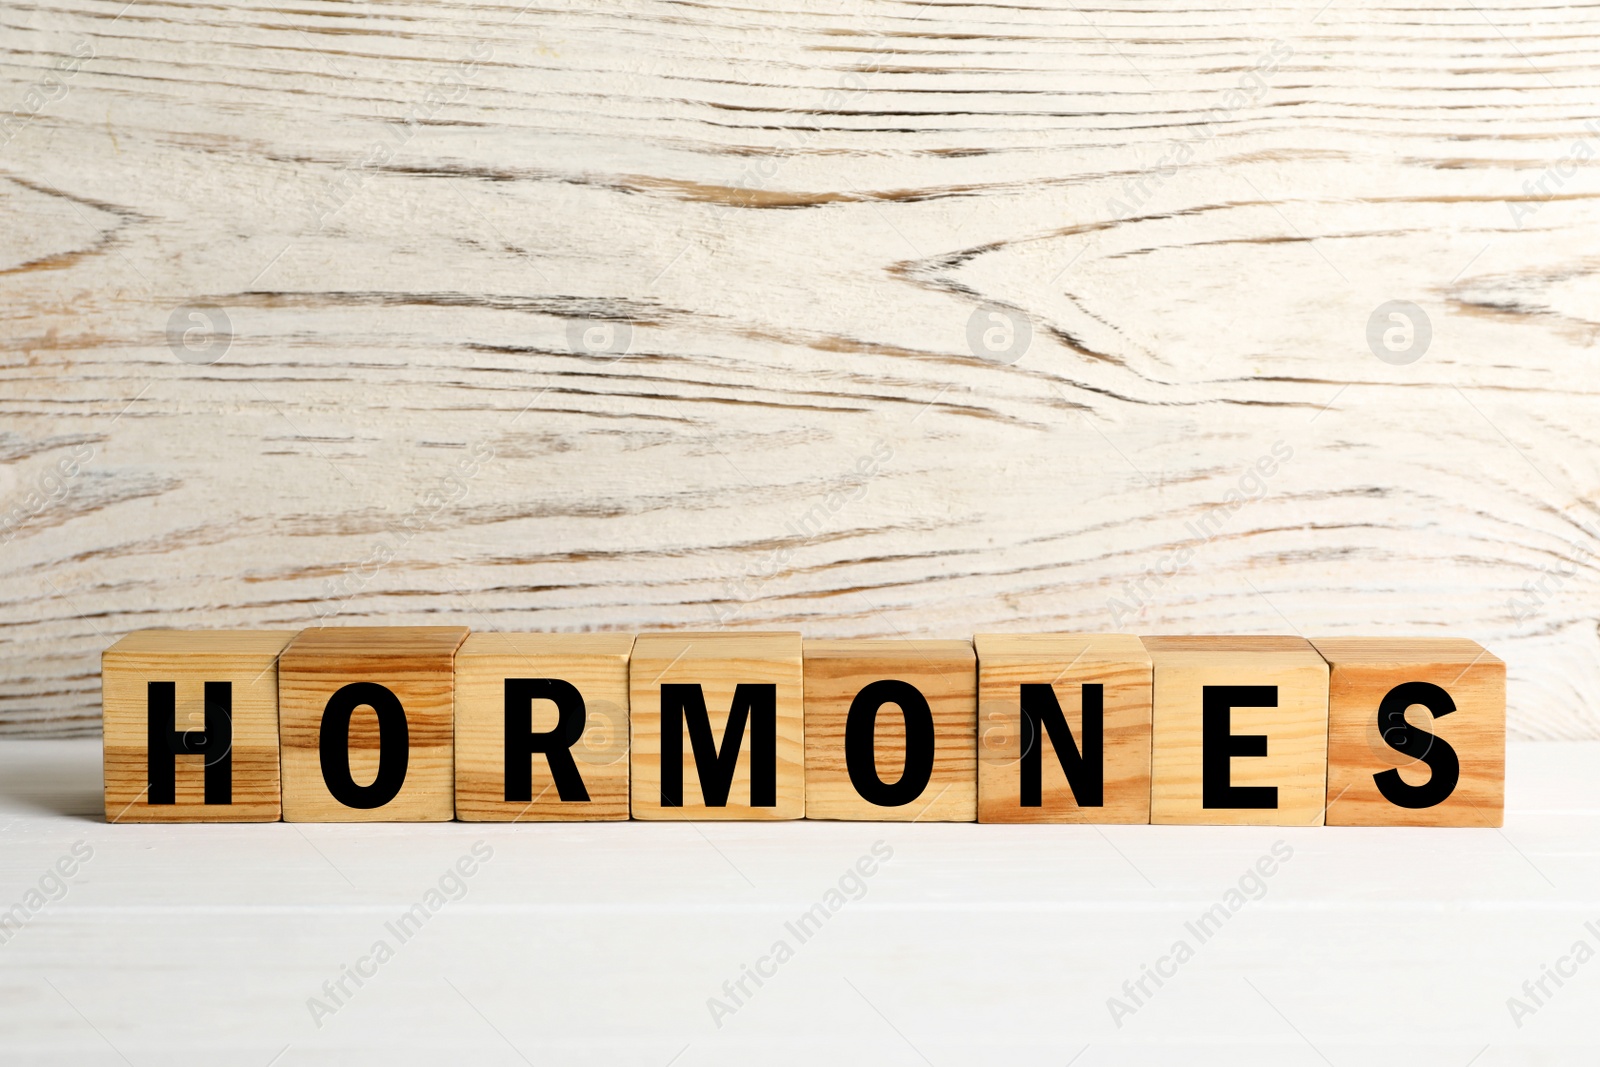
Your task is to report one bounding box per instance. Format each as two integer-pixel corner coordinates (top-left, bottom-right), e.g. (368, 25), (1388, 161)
(1372, 681), (1461, 809)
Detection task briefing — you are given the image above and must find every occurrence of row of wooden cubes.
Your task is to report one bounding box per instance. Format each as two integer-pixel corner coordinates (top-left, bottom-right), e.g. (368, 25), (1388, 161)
(102, 628), (1505, 826)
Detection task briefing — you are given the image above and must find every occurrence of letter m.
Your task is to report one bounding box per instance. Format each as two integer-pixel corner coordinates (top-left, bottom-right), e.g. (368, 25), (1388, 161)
(659, 683), (776, 807)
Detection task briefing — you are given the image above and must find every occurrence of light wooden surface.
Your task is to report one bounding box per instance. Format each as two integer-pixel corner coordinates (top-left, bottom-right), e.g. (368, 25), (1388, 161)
(803, 638), (976, 821)
(3, 1), (1599, 743)
(1316, 636), (1506, 827)
(279, 626), (468, 822)
(1146, 635), (1329, 826)
(101, 628), (294, 822)
(2, 736), (1597, 1064)
(454, 631), (633, 821)
(976, 632), (1153, 824)
(630, 632), (805, 820)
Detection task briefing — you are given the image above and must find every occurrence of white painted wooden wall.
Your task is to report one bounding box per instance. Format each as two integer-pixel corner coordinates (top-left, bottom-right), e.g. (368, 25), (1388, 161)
(2, 0), (1596, 737)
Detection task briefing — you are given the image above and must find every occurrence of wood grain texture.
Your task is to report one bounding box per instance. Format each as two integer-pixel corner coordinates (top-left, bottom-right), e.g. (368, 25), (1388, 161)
(629, 631), (803, 819)
(1314, 636), (1505, 827)
(2, 1), (1598, 740)
(278, 625), (467, 822)
(803, 638), (975, 821)
(975, 632), (1151, 824)
(454, 631), (633, 821)
(101, 628), (292, 822)
(1146, 634), (1329, 825)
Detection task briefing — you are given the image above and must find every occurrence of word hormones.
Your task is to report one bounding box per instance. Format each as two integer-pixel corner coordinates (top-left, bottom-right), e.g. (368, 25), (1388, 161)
(101, 629), (1506, 826)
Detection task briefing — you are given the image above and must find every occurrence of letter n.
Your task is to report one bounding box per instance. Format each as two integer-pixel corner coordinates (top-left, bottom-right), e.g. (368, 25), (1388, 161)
(1020, 683), (1102, 807)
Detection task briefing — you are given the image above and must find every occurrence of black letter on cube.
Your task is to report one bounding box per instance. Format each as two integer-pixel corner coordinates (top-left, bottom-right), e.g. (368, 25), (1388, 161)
(320, 682), (409, 809)
(845, 679), (934, 807)
(504, 678), (590, 803)
(1202, 685), (1278, 809)
(1019, 682), (1103, 807)
(659, 683), (775, 807)
(1373, 681), (1460, 809)
(147, 680), (233, 805)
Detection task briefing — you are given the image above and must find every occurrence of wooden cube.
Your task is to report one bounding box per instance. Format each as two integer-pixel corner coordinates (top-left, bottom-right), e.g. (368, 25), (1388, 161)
(279, 626), (468, 822)
(102, 629), (295, 823)
(455, 632), (634, 821)
(975, 633), (1151, 824)
(630, 632), (803, 820)
(803, 639), (976, 821)
(1313, 637), (1505, 827)
(1146, 636), (1329, 826)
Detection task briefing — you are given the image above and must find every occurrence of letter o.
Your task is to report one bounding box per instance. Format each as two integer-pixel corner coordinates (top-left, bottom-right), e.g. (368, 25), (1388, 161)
(320, 682), (409, 809)
(845, 680), (934, 807)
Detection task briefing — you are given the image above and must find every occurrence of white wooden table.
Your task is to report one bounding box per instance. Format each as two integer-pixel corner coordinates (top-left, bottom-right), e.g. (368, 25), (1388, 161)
(0, 738), (1591, 1064)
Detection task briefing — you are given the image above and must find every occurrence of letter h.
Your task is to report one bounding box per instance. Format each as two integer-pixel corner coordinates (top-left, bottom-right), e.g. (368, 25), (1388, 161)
(147, 681), (232, 804)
